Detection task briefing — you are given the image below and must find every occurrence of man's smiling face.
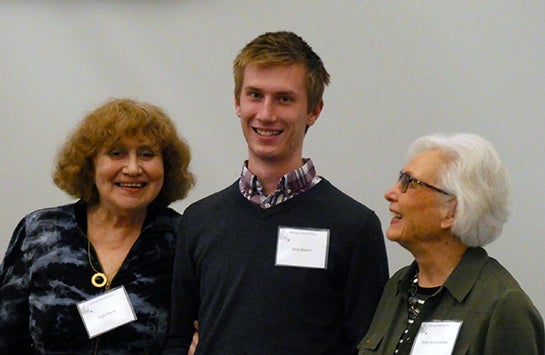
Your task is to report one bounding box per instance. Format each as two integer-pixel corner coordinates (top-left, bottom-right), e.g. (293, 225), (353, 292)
(235, 63), (321, 172)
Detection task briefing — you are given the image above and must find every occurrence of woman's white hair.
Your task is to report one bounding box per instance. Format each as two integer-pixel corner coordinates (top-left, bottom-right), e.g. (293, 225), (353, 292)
(407, 133), (510, 247)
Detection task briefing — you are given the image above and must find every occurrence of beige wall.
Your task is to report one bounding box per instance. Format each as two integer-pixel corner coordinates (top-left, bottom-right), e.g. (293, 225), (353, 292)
(1, 1), (543, 315)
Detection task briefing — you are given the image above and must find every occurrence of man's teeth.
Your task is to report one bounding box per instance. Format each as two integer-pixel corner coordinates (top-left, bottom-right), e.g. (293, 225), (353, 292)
(256, 129), (281, 136)
(118, 182), (145, 188)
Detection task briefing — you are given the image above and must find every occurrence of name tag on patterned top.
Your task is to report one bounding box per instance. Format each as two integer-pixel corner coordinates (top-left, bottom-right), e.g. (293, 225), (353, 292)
(77, 285), (137, 339)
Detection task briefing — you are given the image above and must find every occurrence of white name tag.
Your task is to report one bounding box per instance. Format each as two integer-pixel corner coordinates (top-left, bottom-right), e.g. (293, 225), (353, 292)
(410, 320), (463, 355)
(275, 226), (329, 269)
(77, 285), (137, 339)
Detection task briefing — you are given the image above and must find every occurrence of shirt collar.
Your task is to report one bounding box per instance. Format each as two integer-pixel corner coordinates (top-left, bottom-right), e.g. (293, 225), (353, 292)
(239, 158), (320, 208)
(396, 247), (489, 303)
(442, 247), (489, 302)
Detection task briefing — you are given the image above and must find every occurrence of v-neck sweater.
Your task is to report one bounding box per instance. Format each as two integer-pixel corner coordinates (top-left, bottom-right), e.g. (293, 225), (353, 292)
(166, 178), (389, 354)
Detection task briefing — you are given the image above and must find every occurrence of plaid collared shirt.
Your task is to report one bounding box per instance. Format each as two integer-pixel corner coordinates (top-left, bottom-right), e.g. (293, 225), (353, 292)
(239, 158), (321, 209)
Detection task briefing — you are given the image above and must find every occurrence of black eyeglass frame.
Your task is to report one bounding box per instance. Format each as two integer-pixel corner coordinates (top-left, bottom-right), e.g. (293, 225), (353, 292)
(398, 171), (454, 197)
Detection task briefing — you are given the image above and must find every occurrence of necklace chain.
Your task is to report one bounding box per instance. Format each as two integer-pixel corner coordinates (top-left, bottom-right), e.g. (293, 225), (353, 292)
(87, 236), (126, 289)
(87, 238), (108, 288)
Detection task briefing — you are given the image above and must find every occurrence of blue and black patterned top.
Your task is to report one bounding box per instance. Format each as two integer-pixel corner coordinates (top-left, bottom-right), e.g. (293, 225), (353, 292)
(0, 200), (181, 354)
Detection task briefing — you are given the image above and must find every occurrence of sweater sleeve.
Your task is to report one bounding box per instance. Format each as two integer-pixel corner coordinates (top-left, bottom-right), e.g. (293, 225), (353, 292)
(163, 218), (199, 354)
(0, 217), (33, 353)
(484, 288), (545, 355)
(343, 211), (389, 353)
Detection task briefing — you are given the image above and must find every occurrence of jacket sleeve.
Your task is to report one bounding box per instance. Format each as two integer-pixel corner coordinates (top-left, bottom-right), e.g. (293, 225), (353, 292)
(485, 288), (545, 355)
(0, 217), (33, 353)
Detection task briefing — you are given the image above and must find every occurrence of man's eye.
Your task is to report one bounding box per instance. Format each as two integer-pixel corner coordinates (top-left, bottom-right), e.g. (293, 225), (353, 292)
(248, 92), (261, 99)
(278, 96), (292, 103)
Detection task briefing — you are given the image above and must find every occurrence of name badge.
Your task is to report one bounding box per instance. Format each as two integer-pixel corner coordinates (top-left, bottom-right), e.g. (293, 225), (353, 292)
(410, 320), (463, 355)
(275, 226), (329, 269)
(77, 285), (137, 339)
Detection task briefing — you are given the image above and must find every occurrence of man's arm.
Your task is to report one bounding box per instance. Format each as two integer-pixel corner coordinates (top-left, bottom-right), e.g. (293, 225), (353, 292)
(342, 212), (389, 353)
(162, 220), (199, 354)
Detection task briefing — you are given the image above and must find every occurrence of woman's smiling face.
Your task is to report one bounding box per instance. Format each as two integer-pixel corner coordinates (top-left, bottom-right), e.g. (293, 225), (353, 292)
(384, 149), (451, 249)
(93, 137), (164, 216)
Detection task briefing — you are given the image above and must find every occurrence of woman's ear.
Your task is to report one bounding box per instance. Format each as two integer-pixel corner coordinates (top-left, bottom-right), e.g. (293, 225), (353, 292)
(440, 199), (457, 229)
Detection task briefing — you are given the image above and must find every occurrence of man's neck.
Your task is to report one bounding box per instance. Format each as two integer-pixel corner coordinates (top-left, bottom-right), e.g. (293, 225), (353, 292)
(247, 158), (304, 195)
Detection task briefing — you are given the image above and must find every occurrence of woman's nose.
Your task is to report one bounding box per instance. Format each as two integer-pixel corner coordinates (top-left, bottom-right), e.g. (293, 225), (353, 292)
(123, 154), (142, 175)
(384, 183), (399, 202)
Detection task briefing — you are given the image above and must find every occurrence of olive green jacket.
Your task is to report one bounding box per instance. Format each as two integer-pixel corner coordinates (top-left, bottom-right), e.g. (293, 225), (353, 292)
(357, 247), (544, 355)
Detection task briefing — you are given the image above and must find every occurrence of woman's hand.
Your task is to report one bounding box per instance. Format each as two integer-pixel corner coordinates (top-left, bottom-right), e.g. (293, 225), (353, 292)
(188, 320), (199, 355)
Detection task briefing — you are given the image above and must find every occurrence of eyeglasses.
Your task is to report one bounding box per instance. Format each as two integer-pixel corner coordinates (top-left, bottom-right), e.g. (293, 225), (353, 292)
(398, 171), (453, 196)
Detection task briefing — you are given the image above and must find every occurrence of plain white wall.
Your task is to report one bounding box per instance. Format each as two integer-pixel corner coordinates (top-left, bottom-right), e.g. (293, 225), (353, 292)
(1, 1), (544, 317)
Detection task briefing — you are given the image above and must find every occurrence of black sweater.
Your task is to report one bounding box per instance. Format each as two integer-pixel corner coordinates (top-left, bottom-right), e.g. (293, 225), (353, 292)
(166, 179), (389, 354)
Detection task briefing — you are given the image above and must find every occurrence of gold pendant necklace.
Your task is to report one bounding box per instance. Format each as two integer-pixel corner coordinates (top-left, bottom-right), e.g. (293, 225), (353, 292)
(91, 272), (108, 288)
(87, 238), (108, 288)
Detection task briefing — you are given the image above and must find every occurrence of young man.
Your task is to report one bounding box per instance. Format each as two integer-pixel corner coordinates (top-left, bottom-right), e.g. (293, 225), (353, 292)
(164, 31), (389, 354)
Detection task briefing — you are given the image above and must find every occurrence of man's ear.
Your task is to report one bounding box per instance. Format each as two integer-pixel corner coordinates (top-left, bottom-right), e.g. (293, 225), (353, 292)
(306, 101), (323, 127)
(234, 97), (241, 117)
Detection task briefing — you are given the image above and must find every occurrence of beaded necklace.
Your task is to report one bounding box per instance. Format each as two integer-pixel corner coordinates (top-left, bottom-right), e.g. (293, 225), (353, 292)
(408, 272), (421, 321)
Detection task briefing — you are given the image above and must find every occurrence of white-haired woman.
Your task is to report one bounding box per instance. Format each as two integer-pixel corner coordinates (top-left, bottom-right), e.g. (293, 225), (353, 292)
(358, 133), (544, 355)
